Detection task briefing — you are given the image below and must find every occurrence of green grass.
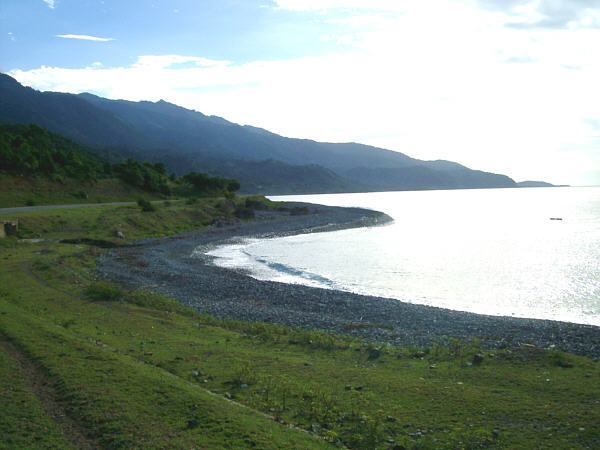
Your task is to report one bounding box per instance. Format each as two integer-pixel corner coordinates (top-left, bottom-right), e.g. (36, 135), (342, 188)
(0, 175), (165, 208)
(0, 202), (599, 448)
(0, 239), (598, 449)
(0, 244), (326, 448)
(2, 197), (226, 242)
(0, 340), (75, 449)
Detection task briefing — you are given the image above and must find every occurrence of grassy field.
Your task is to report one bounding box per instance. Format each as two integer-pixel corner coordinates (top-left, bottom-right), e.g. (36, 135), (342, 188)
(0, 201), (599, 449)
(0, 175), (168, 208)
(4, 197), (231, 242)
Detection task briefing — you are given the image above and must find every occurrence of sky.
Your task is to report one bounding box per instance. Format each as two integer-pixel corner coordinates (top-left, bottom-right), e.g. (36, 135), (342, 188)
(2, 0), (600, 186)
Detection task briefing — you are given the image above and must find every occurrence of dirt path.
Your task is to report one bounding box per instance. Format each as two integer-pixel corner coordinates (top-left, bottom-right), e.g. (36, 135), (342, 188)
(22, 260), (57, 291)
(16, 256), (322, 447)
(0, 333), (100, 449)
(1, 260), (101, 448)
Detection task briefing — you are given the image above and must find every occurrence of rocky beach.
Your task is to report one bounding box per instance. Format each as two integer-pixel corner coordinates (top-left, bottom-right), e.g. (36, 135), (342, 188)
(97, 203), (600, 358)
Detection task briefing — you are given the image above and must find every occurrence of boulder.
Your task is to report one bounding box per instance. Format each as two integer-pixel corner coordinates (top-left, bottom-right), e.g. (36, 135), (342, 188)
(472, 353), (484, 365)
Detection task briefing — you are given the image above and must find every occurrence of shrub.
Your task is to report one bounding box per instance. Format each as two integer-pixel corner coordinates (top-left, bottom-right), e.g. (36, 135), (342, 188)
(245, 196), (271, 211)
(85, 281), (125, 302)
(31, 259), (51, 271)
(550, 350), (575, 368)
(137, 198), (155, 212)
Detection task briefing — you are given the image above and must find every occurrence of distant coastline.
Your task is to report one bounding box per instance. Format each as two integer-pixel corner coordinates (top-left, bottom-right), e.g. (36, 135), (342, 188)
(516, 181), (569, 188)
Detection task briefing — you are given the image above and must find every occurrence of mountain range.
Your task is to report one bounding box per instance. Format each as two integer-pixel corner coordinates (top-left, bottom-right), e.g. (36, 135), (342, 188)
(1, 73), (542, 194)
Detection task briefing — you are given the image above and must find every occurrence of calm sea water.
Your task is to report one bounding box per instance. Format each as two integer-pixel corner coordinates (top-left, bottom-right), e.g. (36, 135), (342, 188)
(205, 187), (600, 325)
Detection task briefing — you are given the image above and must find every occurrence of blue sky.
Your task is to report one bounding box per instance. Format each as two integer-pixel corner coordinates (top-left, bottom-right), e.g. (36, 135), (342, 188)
(2, 0), (600, 185)
(2, 1), (351, 68)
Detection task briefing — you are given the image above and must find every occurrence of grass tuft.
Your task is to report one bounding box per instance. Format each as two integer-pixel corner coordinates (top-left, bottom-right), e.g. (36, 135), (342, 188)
(84, 281), (125, 302)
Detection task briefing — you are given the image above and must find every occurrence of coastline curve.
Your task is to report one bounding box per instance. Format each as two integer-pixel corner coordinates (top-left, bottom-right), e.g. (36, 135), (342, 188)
(97, 202), (600, 358)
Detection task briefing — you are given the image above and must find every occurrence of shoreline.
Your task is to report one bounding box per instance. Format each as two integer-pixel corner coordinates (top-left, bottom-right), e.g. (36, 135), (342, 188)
(97, 202), (600, 359)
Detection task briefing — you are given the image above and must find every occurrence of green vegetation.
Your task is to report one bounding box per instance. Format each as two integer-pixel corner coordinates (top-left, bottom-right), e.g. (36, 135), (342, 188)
(11, 199), (228, 242)
(111, 158), (171, 195)
(182, 171), (240, 197)
(0, 340), (75, 449)
(0, 124), (103, 181)
(7, 195), (284, 244)
(0, 124), (241, 207)
(0, 202), (598, 448)
(0, 176), (150, 208)
(136, 197), (156, 212)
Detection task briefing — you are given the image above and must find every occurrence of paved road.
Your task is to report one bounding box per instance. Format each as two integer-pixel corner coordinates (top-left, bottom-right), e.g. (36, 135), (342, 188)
(0, 202), (134, 215)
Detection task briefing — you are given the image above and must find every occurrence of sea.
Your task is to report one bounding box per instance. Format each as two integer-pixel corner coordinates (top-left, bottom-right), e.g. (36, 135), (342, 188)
(205, 187), (600, 326)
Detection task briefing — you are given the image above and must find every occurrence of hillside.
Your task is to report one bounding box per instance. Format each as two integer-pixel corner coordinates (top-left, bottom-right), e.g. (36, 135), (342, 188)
(0, 74), (150, 151)
(158, 154), (364, 195)
(0, 124), (241, 207)
(1, 73), (522, 193)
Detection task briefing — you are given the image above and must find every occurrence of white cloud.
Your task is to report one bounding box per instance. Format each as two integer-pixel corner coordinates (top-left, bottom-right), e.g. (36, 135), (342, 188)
(133, 55), (230, 69)
(277, 0), (600, 30)
(478, 0), (600, 29)
(56, 34), (115, 42)
(43, 0), (55, 9)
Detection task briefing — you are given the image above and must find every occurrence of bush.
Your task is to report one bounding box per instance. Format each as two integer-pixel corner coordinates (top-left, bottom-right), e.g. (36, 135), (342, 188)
(137, 198), (155, 212)
(550, 350), (575, 368)
(31, 259), (51, 271)
(245, 196), (271, 211)
(85, 281), (125, 302)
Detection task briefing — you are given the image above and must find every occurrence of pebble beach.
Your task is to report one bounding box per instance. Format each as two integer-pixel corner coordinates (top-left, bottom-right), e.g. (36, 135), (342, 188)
(97, 203), (600, 358)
